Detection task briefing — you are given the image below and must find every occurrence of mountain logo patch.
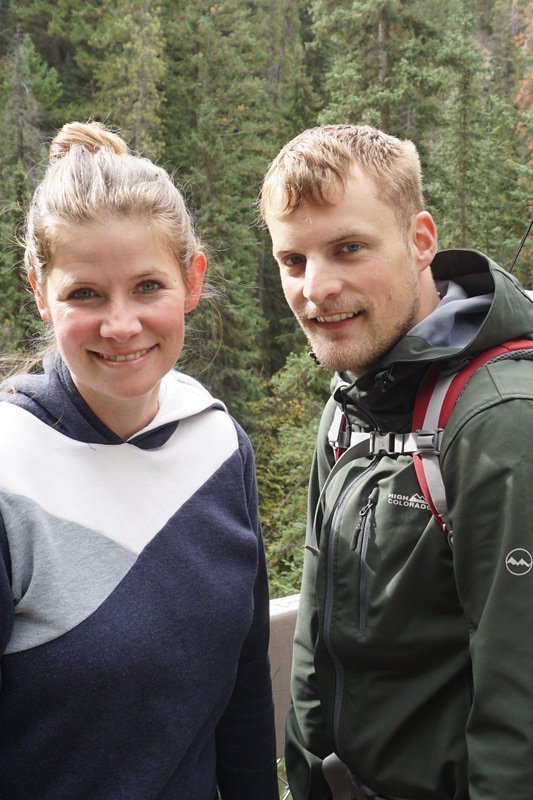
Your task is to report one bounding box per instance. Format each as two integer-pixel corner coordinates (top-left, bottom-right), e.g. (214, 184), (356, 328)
(506, 548), (533, 576)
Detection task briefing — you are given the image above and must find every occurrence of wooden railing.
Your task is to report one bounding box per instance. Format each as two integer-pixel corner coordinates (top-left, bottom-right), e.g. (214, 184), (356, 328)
(269, 594), (299, 799)
(268, 594), (299, 758)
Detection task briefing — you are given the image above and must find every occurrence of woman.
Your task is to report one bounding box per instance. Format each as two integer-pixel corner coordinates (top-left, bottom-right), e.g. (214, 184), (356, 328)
(0, 122), (278, 799)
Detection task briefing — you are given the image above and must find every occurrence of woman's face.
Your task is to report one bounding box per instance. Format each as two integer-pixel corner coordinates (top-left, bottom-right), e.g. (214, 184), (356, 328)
(31, 216), (206, 437)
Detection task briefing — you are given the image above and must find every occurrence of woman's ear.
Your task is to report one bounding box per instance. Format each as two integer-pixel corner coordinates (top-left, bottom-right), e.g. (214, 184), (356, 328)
(185, 251), (207, 313)
(28, 273), (50, 322)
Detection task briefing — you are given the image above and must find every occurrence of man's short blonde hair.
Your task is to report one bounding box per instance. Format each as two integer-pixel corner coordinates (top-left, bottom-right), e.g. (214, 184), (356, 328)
(260, 124), (424, 231)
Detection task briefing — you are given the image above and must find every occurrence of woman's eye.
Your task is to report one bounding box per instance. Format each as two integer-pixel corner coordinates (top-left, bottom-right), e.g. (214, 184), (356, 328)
(68, 288), (95, 300)
(137, 280), (162, 293)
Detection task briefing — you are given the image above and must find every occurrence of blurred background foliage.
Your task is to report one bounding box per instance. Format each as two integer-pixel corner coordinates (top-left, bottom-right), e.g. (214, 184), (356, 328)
(0, 0), (531, 595)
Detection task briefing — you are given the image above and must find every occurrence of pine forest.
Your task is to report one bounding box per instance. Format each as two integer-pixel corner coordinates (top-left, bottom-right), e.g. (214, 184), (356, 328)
(1, 0), (532, 597)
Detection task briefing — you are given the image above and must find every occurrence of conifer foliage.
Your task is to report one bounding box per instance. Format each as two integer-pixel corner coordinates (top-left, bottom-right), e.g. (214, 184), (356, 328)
(0, 0), (531, 597)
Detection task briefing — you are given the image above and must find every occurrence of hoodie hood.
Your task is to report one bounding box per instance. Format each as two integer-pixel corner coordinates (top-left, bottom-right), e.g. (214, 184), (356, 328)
(1, 354), (225, 449)
(337, 249), (533, 427)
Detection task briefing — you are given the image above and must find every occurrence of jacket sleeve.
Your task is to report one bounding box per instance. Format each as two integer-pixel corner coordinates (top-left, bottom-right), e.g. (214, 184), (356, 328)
(285, 403), (337, 800)
(215, 427), (278, 800)
(444, 362), (533, 800)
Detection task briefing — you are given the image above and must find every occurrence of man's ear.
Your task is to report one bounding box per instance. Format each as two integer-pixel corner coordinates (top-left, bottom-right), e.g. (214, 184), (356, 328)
(185, 251), (207, 312)
(28, 273), (50, 322)
(412, 211), (438, 271)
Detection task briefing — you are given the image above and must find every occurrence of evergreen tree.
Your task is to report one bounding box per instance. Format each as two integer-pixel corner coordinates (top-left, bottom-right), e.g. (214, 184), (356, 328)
(0, 29), (54, 177)
(511, 0), (533, 283)
(160, 0), (311, 421)
(0, 29), (60, 346)
(88, 0), (166, 158)
(256, 0), (318, 376)
(17, 0), (166, 154)
(426, 0), (532, 272)
(310, 0), (444, 143)
(479, 0), (526, 96)
(249, 349), (329, 596)
(172, 1), (268, 419)
(11, 0), (100, 123)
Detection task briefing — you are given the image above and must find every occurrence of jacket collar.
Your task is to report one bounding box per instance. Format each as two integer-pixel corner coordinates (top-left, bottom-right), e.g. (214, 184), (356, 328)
(336, 248), (533, 428)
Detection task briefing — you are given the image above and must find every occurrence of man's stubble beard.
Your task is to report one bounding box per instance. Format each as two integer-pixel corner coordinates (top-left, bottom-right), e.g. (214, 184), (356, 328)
(301, 286), (421, 377)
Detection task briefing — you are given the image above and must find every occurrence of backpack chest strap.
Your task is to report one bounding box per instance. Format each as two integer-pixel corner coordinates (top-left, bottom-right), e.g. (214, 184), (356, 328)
(310, 418), (442, 556)
(328, 406), (443, 458)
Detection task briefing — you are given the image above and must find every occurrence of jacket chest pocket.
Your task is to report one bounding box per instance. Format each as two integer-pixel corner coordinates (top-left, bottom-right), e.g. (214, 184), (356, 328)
(325, 474), (380, 638)
(323, 455), (426, 639)
(349, 487), (378, 631)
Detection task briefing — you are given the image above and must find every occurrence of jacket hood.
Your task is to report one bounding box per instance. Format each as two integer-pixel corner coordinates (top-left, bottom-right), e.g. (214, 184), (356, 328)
(1, 354), (225, 448)
(338, 249), (533, 425)
(384, 249), (532, 363)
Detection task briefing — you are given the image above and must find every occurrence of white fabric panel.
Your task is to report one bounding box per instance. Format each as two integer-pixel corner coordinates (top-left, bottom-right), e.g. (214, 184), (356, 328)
(0, 401), (237, 556)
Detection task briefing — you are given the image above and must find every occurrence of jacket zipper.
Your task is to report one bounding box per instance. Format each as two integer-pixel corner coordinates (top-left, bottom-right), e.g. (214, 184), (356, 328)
(351, 489), (378, 631)
(322, 458), (379, 750)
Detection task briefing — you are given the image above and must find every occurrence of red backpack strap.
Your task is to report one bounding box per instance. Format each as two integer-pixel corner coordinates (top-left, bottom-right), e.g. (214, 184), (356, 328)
(412, 366), (455, 540)
(438, 339), (533, 424)
(413, 338), (533, 544)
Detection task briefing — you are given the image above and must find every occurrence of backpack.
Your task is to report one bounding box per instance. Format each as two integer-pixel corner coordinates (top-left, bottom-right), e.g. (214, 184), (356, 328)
(329, 338), (533, 547)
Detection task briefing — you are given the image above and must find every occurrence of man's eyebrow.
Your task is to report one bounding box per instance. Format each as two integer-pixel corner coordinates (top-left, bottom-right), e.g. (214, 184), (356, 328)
(273, 231), (364, 256)
(330, 232), (365, 245)
(272, 247), (295, 259)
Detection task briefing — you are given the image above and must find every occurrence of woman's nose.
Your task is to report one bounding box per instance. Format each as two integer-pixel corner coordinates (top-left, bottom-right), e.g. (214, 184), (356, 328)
(99, 300), (143, 341)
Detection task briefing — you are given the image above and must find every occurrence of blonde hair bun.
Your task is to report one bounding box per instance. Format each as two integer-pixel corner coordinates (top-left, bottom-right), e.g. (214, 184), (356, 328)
(25, 119), (203, 293)
(49, 121), (129, 163)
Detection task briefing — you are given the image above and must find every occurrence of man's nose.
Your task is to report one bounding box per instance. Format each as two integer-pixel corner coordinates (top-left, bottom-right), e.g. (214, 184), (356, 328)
(302, 259), (343, 304)
(99, 299), (143, 341)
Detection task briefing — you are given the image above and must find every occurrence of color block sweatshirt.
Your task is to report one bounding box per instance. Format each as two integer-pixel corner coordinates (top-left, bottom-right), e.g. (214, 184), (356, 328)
(0, 355), (277, 800)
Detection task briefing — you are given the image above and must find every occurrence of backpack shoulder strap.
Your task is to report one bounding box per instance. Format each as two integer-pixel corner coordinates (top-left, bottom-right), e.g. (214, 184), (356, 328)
(412, 338), (533, 545)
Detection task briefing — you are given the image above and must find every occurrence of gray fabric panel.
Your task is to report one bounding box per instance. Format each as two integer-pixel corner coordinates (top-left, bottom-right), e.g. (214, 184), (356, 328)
(2, 491), (137, 653)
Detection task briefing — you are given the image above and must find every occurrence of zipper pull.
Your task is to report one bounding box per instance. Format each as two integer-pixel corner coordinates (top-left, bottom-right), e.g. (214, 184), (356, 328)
(351, 521), (362, 550)
(350, 493), (377, 550)
(334, 412), (351, 461)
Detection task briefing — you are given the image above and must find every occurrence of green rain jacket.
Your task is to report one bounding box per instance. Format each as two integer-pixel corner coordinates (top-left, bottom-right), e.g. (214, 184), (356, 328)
(285, 249), (533, 800)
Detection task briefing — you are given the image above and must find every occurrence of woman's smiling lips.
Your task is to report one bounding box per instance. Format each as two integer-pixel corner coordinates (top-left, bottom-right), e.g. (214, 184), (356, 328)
(96, 347), (154, 363)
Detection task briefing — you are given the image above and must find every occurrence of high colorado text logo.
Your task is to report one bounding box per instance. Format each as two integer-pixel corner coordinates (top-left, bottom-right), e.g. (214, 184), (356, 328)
(388, 493), (429, 510)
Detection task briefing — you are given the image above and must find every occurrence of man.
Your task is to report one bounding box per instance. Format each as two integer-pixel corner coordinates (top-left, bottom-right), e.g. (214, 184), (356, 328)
(259, 124), (533, 800)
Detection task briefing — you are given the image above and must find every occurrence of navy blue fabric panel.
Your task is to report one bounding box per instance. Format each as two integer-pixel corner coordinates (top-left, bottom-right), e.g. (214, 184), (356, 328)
(0, 515), (14, 671)
(0, 514), (11, 585)
(0, 450), (274, 799)
(215, 423), (277, 799)
(2, 355), (123, 445)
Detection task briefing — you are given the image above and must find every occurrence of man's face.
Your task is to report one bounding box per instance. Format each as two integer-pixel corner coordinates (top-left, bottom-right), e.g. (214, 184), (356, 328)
(267, 167), (437, 375)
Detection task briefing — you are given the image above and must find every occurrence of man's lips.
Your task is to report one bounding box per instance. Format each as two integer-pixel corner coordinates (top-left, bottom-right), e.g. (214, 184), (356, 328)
(314, 311), (360, 323)
(304, 309), (364, 325)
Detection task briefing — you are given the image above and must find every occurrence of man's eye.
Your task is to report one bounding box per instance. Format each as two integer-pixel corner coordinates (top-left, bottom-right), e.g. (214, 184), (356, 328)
(68, 288), (95, 300)
(340, 243), (361, 254)
(137, 280), (162, 293)
(285, 254), (305, 267)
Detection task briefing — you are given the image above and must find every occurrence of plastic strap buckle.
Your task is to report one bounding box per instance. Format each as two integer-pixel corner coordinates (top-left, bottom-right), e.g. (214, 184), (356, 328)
(370, 431), (396, 454)
(415, 428), (443, 454)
